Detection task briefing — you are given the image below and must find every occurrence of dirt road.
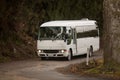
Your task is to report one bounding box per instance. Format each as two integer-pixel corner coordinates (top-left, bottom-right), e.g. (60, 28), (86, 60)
(0, 53), (106, 80)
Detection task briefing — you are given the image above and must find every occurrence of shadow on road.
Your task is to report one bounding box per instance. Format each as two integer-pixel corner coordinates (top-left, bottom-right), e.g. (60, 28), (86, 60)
(39, 54), (87, 61)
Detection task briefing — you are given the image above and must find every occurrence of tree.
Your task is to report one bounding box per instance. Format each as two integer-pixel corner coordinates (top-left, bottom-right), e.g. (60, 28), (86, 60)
(103, 0), (120, 69)
(0, 0), (103, 62)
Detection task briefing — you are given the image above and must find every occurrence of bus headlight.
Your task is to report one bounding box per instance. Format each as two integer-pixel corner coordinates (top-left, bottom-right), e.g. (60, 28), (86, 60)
(61, 50), (67, 53)
(38, 50), (42, 53)
(61, 50), (64, 53)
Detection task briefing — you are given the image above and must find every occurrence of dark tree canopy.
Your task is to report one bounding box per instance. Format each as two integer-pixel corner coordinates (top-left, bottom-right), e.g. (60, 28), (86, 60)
(0, 0), (103, 62)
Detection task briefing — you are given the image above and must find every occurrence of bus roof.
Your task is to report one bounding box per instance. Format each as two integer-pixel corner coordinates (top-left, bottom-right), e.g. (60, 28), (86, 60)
(40, 20), (97, 27)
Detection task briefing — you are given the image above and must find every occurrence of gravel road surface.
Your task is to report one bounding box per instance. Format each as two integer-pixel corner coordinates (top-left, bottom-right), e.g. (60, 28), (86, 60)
(0, 52), (107, 80)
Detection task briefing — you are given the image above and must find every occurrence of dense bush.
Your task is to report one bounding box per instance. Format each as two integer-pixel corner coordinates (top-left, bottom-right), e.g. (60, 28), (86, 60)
(0, 0), (103, 62)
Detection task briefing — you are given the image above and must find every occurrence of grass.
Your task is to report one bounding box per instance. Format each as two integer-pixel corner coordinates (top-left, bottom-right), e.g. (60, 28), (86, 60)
(57, 58), (120, 80)
(0, 56), (11, 63)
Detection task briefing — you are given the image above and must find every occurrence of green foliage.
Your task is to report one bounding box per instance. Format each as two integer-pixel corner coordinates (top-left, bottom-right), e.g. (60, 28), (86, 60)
(0, 0), (103, 40)
(0, 0), (103, 62)
(0, 56), (11, 63)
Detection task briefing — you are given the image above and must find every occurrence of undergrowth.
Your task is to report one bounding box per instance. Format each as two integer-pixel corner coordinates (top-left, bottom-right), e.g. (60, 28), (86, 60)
(57, 59), (120, 80)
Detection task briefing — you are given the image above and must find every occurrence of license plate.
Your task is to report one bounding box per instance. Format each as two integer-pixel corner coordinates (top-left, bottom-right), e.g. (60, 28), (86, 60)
(48, 54), (54, 57)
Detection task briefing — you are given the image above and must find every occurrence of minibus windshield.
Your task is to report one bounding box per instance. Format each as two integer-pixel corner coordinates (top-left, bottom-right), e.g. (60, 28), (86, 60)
(38, 27), (66, 40)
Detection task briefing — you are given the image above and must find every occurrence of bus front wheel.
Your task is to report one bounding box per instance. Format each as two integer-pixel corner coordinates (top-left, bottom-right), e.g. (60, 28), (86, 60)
(67, 50), (72, 61)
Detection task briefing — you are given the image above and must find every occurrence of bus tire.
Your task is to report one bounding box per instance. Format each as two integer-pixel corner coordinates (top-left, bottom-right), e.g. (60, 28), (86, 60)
(89, 45), (93, 57)
(67, 49), (72, 61)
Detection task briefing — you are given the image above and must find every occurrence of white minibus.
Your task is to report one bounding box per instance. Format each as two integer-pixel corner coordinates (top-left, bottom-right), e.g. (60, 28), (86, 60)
(37, 19), (99, 60)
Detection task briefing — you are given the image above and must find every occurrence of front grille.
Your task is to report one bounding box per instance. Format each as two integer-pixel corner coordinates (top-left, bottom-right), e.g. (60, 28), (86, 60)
(40, 54), (45, 56)
(57, 54), (63, 56)
(43, 50), (59, 53)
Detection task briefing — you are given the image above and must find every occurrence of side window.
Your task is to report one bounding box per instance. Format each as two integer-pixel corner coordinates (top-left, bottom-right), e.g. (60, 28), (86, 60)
(77, 29), (98, 38)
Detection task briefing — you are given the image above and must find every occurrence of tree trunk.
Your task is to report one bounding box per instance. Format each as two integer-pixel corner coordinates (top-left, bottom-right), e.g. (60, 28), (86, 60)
(103, 0), (120, 69)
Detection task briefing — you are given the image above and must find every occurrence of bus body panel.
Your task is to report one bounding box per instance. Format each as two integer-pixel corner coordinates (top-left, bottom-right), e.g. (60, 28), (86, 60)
(37, 19), (99, 59)
(75, 37), (99, 56)
(37, 40), (66, 50)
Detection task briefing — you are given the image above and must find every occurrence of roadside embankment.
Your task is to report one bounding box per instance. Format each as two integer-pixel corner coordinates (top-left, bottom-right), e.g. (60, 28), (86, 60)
(57, 58), (120, 80)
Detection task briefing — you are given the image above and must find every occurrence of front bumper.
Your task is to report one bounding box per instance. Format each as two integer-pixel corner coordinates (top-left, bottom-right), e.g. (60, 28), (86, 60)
(38, 53), (66, 57)
(37, 52), (68, 58)
(37, 49), (69, 58)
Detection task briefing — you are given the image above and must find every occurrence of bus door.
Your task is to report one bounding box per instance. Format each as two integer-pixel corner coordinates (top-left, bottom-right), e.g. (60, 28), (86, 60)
(72, 28), (77, 54)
